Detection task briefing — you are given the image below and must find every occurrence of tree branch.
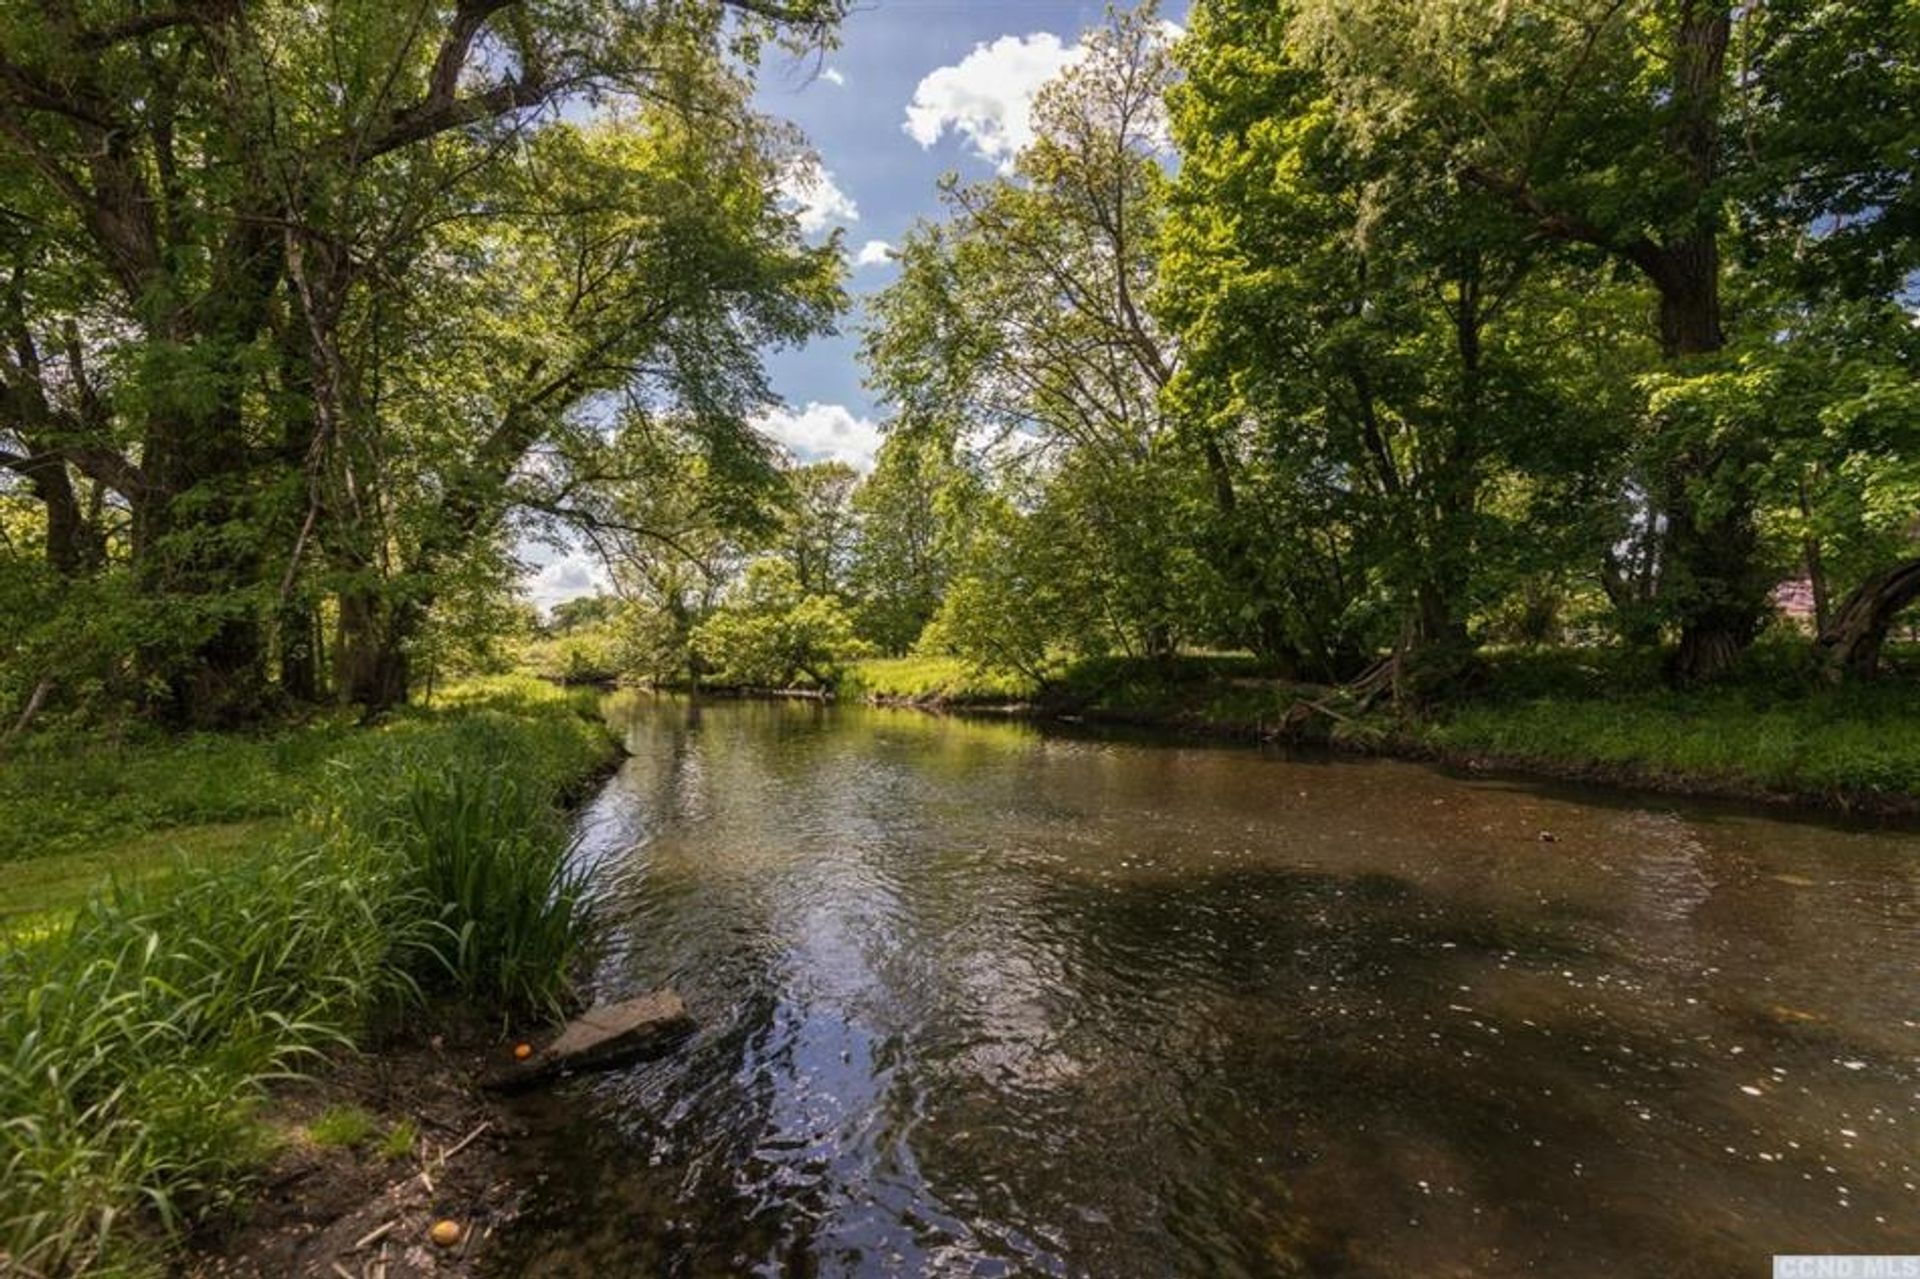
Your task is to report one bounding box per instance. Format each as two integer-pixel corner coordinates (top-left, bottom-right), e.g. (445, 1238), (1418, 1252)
(1460, 163), (1669, 285)
(359, 0), (543, 158)
(76, 11), (200, 51)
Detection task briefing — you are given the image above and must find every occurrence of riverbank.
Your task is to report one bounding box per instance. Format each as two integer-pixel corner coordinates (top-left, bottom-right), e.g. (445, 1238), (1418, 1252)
(0, 677), (620, 1276)
(181, 1020), (528, 1279)
(841, 649), (1920, 816)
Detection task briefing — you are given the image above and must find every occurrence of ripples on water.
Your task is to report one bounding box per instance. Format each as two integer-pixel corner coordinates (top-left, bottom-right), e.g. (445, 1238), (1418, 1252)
(489, 695), (1920, 1278)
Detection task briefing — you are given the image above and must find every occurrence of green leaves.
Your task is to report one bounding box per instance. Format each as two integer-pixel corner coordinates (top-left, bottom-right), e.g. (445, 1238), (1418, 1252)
(690, 557), (870, 688)
(0, 0), (846, 722)
(861, 7), (1202, 670)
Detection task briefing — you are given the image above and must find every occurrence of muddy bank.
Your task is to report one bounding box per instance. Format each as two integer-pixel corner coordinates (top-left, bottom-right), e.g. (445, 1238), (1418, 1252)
(184, 744), (637, 1278)
(183, 1024), (535, 1279)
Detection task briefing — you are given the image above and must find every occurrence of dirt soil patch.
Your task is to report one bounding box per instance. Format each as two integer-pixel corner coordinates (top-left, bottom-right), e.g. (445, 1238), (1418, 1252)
(182, 1023), (537, 1279)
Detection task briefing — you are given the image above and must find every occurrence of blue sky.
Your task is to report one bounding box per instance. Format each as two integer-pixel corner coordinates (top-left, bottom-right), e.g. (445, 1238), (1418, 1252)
(529, 0), (1184, 608)
(757, 2), (1115, 429)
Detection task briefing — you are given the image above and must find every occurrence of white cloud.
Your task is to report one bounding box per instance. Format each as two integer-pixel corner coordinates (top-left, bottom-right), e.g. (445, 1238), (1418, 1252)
(903, 23), (1186, 171)
(853, 239), (895, 268)
(754, 402), (885, 473)
(778, 160), (859, 234)
(903, 32), (1085, 171)
(525, 551), (610, 614)
(821, 66), (845, 87)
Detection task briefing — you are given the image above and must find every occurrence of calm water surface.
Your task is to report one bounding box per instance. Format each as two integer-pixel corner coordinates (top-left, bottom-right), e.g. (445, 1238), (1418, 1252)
(490, 694), (1919, 1277)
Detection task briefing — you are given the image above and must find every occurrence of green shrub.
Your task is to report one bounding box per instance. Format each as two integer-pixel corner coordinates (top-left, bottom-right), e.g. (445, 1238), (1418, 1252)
(691, 559), (872, 688)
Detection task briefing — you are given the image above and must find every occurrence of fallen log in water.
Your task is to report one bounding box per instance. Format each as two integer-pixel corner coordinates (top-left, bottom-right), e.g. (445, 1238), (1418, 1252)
(483, 989), (694, 1092)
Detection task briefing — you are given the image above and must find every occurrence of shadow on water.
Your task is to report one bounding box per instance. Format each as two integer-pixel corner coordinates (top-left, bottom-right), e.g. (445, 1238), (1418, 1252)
(488, 694), (1920, 1278)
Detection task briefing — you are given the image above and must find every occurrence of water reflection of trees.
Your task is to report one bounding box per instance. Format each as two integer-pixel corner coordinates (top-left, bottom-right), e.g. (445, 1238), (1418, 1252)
(515, 697), (1918, 1276)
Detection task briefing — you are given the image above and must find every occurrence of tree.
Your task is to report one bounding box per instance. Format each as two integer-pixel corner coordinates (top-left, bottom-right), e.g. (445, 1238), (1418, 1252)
(1162, 0), (1644, 693)
(919, 493), (1105, 685)
(1285, 0), (1918, 682)
(312, 111), (842, 710)
(691, 557), (868, 687)
(1769, 301), (1920, 680)
(781, 461), (859, 597)
(537, 405), (785, 685)
(863, 6), (1204, 666)
(548, 595), (620, 634)
(847, 432), (972, 654)
(0, 0), (845, 723)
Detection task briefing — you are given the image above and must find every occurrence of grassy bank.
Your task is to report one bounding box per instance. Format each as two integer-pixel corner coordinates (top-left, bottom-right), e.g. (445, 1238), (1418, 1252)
(842, 647), (1920, 810)
(0, 680), (612, 930)
(0, 725), (347, 867)
(0, 677), (617, 1276)
(1385, 648), (1920, 807)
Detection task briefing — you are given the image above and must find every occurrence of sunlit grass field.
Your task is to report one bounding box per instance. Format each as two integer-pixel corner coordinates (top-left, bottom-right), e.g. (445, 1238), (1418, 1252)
(1398, 646), (1920, 801)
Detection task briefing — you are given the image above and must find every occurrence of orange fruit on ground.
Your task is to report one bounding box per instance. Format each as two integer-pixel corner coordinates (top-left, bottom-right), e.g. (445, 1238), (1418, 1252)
(513, 1042), (533, 1061)
(430, 1219), (462, 1247)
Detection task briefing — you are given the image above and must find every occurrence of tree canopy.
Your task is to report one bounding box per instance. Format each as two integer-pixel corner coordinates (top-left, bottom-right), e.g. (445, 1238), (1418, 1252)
(0, 0), (844, 726)
(3, 0), (1916, 730)
(846, 0), (1918, 696)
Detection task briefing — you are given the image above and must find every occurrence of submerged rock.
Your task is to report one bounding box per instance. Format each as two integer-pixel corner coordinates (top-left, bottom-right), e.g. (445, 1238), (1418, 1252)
(484, 990), (694, 1091)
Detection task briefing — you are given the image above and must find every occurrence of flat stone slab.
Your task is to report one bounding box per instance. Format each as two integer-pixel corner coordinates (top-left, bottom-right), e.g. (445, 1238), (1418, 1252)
(484, 989), (693, 1092)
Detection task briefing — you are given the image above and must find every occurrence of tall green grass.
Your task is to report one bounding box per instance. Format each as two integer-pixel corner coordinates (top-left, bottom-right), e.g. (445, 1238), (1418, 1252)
(323, 715), (594, 1015)
(0, 680), (614, 1276)
(1, 847), (395, 1275)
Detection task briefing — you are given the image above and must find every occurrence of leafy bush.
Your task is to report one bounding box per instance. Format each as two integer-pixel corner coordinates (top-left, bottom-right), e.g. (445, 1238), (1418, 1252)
(691, 559), (871, 688)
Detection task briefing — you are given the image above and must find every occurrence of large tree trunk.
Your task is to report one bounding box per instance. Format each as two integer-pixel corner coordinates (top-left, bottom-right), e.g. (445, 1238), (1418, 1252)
(14, 451), (100, 576)
(134, 217), (287, 725)
(279, 598), (323, 703)
(1469, 6), (1758, 685)
(1816, 558), (1920, 682)
(1649, 3), (1769, 687)
(1656, 418), (1769, 687)
(1396, 576), (1477, 703)
(136, 407), (273, 727)
(1, 311), (110, 576)
(336, 588), (417, 713)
